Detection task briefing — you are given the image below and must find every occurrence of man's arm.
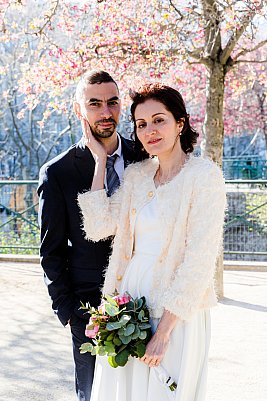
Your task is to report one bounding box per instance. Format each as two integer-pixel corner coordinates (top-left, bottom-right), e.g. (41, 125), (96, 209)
(38, 164), (75, 326)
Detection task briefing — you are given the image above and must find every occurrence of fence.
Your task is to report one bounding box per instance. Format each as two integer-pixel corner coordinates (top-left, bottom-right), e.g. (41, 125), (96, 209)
(223, 159), (267, 180)
(0, 180), (267, 260)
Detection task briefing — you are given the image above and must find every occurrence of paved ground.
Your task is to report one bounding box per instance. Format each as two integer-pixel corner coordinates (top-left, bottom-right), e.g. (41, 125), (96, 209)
(0, 262), (266, 401)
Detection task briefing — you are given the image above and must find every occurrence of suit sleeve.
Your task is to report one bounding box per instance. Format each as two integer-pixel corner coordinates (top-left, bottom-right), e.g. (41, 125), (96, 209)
(161, 163), (226, 321)
(38, 165), (75, 326)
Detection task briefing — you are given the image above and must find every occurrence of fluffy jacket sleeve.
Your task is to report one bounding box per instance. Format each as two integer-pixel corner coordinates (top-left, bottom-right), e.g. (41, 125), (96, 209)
(161, 162), (226, 321)
(77, 164), (134, 242)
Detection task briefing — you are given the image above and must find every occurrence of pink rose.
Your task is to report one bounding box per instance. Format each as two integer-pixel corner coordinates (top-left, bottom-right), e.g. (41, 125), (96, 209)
(114, 294), (131, 305)
(85, 324), (99, 339)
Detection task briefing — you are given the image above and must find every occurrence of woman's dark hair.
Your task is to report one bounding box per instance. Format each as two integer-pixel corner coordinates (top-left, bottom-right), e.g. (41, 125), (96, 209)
(130, 83), (199, 160)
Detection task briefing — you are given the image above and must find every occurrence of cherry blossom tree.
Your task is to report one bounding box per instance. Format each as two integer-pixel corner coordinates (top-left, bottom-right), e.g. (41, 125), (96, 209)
(1, 0), (267, 294)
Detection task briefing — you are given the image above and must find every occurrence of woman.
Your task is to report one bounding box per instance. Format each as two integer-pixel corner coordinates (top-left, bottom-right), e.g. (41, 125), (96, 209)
(78, 83), (226, 401)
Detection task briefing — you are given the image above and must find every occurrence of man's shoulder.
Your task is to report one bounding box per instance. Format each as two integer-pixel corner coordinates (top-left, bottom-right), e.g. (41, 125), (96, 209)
(39, 143), (79, 175)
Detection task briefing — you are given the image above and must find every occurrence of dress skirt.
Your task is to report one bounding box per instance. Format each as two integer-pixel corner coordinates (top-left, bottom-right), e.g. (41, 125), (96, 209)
(90, 196), (211, 401)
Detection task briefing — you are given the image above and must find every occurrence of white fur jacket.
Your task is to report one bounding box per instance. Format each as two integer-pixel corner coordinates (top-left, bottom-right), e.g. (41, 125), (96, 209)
(78, 155), (226, 321)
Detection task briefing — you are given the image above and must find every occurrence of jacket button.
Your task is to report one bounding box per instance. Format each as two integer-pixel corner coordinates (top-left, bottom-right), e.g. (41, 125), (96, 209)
(125, 254), (130, 260)
(132, 208), (136, 214)
(117, 275), (123, 281)
(148, 191), (154, 197)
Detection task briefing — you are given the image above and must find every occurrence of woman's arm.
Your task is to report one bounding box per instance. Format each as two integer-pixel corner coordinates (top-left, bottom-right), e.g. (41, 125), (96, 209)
(161, 162), (227, 321)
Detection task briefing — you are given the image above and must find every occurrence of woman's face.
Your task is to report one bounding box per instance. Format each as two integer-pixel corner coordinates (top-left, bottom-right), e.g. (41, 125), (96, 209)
(134, 99), (183, 157)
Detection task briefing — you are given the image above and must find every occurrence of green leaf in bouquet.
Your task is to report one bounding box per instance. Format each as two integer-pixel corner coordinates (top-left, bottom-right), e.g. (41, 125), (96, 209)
(119, 314), (131, 326)
(113, 336), (122, 346)
(105, 304), (120, 316)
(138, 310), (145, 321)
(104, 342), (116, 355)
(139, 323), (151, 330)
(106, 332), (115, 341)
(139, 331), (147, 340)
(134, 342), (146, 358)
(106, 321), (123, 331)
(125, 300), (135, 311)
(98, 346), (107, 356)
(131, 325), (141, 340)
(118, 327), (126, 336)
(119, 334), (132, 344)
(79, 342), (94, 354)
(108, 356), (119, 368)
(136, 298), (144, 310)
(105, 295), (118, 306)
(124, 324), (135, 336)
(115, 349), (130, 367)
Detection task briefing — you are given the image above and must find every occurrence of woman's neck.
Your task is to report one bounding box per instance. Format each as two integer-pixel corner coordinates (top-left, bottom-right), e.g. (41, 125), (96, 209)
(155, 150), (188, 186)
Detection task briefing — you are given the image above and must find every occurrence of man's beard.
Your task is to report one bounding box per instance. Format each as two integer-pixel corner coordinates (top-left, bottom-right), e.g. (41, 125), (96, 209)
(91, 119), (117, 139)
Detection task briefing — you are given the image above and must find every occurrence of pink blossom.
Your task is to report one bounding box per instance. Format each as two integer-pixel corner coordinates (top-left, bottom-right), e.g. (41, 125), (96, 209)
(114, 294), (131, 305)
(85, 324), (99, 338)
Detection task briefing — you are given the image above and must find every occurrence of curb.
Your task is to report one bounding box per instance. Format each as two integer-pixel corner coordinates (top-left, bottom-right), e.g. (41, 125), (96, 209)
(0, 255), (266, 271)
(223, 260), (267, 272)
(0, 254), (40, 263)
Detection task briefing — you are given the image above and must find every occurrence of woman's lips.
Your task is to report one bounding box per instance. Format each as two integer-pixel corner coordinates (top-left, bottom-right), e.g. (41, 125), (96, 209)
(148, 138), (162, 144)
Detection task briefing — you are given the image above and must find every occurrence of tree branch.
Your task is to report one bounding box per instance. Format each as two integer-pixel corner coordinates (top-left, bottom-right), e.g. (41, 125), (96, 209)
(168, 0), (183, 19)
(234, 39), (267, 60)
(234, 59), (267, 64)
(220, 10), (256, 65)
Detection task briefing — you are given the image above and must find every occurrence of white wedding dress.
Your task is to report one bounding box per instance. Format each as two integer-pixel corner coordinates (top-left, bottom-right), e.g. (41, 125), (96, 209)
(90, 195), (211, 401)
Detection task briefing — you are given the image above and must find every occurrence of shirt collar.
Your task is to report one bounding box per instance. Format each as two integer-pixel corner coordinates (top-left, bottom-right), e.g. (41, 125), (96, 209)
(108, 133), (122, 158)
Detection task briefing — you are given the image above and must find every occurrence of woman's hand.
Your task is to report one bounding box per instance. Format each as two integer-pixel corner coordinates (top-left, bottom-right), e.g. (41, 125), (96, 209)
(140, 331), (170, 368)
(141, 310), (178, 368)
(82, 118), (107, 163)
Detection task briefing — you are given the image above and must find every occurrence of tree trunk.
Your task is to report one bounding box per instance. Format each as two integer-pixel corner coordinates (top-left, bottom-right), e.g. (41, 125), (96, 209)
(201, 61), (226, 299)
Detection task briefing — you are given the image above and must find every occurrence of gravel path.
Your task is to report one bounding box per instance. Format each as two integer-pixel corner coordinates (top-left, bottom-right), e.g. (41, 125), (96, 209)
(0, 262), (266, 401)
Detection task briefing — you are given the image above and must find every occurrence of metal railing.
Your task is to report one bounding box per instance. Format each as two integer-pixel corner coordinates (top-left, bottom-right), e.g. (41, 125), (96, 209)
(0, 180), (39, 254)
(0, 180), (267, 260)
(223, 159), (267, 180)
(224, 180), (267, 261)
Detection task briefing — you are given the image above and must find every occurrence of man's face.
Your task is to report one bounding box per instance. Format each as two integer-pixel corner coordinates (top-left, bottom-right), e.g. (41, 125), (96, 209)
(75, 82), (121, 139)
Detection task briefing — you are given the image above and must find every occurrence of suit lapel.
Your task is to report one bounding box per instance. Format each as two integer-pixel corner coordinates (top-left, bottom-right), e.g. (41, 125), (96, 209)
(121, 136), (135, 168)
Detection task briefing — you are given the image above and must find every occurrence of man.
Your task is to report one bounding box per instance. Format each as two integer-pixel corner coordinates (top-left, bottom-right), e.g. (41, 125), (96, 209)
(38, 70), (136, 401)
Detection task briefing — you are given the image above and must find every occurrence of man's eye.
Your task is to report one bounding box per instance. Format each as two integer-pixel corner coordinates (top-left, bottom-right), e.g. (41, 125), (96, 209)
(108, 101), (119, 106)
(89, 102), (100, 107)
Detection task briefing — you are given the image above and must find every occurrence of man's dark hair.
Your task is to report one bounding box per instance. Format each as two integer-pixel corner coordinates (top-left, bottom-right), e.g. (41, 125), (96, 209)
(76, 70), (118, 101)
(130, 83), (199, 160)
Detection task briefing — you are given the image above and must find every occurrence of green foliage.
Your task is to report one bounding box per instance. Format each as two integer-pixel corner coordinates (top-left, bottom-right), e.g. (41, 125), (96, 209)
(79, 293), (152, 369)
(0, 216), (39, 255)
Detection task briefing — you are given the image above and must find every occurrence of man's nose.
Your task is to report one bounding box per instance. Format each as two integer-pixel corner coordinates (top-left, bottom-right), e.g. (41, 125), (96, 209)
(101, 104), (112, 118)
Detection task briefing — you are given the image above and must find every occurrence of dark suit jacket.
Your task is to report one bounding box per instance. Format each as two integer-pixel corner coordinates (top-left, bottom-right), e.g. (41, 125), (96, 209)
(38, 137), (136, 326)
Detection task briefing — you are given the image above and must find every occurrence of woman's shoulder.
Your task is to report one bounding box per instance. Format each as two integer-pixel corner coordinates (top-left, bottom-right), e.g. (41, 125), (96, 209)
(188, 155), (224, 179)
(186, 156), (224, 186)
(123, 158), (158, 180)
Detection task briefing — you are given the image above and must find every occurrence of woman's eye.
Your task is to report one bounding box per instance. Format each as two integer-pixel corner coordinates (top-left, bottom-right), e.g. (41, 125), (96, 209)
(137, 123), (146, 129)
(154, 118), (164, 124)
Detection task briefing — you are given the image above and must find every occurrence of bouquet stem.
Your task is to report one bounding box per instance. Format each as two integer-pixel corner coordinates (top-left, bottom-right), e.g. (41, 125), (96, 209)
(153, 365), (177, 400)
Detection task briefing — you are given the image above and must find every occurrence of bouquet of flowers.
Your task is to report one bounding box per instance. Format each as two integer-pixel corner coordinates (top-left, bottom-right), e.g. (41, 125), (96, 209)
(80, 292), (177, 397)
